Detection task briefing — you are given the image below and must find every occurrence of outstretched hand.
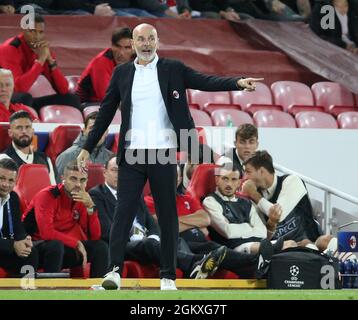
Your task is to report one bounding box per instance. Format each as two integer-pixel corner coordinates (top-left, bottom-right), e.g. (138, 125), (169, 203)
(238, 78), (264, 91)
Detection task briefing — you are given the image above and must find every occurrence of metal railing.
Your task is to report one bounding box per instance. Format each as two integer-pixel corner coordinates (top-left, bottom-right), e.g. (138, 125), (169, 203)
(274, 163), (358, 234)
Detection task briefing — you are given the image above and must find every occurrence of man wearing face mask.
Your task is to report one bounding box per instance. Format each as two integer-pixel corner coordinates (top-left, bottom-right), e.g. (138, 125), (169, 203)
(76, 27), (136, 104)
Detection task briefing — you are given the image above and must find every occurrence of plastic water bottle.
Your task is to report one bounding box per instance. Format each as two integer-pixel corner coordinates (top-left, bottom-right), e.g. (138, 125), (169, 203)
(226, 115), (233, 127)
(343, 260), (353, 288)
(352, 259), (358, 289)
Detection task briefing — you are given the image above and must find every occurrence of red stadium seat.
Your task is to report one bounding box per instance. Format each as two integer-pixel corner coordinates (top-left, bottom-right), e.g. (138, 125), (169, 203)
(204, 103), (241, 115)
(86, 163), (105, 191)
(271, 81), (318, 113)
(28, 75), (56, 97)
(83, 106), (122, 125)
(0, 268), (10, 278)
(195, 126), (207, 144)
(253, 110), (296, 128)
(26, 106), (39, 120)
(40, 105), (84, 124)
(231, 82), (283, 114)
(311, 82), (356, 116)
(13, 164), (51, 213)
(189, 108), (213, 126)
(0, 123), (11, 152)
(45, 125), (81, 163)
(66, 75), (80, 95)
(188, 90), (231, 110)
(211, 109), (253, 127)
(188, 103), (200, 110)
(186, 164), (218, 201)
(337, 112), (358, 129)
(111, 133), (120, 153)
(295, 111), (338, 129)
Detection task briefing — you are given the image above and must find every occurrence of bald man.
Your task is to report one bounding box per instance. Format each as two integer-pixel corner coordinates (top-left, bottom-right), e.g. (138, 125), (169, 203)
(77, 23), (264, 290)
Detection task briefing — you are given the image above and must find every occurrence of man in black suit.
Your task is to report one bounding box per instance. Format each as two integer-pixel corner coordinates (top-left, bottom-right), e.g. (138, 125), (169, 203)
(77, 23), (263, 290)
(89, 156), (227, 283)
(0, 158), (38, 276)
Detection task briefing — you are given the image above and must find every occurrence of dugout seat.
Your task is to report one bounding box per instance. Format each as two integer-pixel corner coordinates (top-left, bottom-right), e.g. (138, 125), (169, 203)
(253, 110), (296, 128)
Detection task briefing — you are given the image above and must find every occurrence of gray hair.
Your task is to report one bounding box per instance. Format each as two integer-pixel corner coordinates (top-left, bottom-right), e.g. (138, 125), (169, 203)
(0, 68), (14, 84)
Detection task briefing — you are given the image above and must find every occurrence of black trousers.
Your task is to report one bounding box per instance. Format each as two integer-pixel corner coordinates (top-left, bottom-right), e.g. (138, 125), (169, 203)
(125, 238), (203, 277)
(11, 92), (82, 112)
(181, 231), (257, 277)
(110, 149), (179, 280)
(35, 239), (109, 278)
(0, 249), (38, 276)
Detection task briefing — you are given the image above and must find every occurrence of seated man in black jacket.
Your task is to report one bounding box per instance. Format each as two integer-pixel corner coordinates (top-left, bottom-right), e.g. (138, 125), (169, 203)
(89, 156), (227, 289)
(310, 0), (358, 53)
(0, 158), (38, 275)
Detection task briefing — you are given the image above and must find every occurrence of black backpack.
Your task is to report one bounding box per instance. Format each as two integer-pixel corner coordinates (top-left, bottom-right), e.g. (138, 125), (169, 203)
(266, 247), (341, 289)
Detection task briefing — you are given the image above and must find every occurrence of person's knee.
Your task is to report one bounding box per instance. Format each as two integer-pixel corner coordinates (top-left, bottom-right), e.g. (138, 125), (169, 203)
(45, 240), (65, 256)
(282, 240), (297, 250)
(93, 240), (109, 255)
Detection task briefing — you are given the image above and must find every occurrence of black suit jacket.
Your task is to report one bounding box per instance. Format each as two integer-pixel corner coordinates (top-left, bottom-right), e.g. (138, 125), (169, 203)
(89, 184), (159, 242)
(83, 58), (243, 163)
(0, 191), (27, 255)
(310, 1), (358, 48)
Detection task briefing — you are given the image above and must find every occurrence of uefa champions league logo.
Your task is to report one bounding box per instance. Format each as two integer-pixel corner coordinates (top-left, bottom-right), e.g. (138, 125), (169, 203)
(290, 265), (300, 277)
(349, 235), (357, 250)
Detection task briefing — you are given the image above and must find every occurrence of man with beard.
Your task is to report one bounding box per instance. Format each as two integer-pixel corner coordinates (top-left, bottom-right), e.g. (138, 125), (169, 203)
(56, 111), (113, 177)
(76, 23), (264, 290)
(0, 111), (58, 184)
(76, 27), (136, 104)
(22, 160), (109, 278)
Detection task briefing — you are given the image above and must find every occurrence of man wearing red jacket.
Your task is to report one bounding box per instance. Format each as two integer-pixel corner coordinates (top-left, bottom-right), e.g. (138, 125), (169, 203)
(76, 27), (135, 104)
(0, 13), (81, 112)
(22, 160), (109, 278)
(0, 68), (38, 122)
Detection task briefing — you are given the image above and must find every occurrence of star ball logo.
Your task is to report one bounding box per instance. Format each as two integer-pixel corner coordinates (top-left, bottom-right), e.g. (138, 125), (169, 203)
(349, 235), (357, 250)
(290, 265), (300, 278)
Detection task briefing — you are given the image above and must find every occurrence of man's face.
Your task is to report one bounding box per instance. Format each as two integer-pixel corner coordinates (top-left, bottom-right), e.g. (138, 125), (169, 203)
(132, 25), (159, 63)
(23, 22), (45, 49)
(333, 0), (348, 15)
(215, 170), (241, 197)
(63, 169), (88, 196)
(0, 73), (14, 107)
(244, 163), (265, 188)
(9, 118), (34, 148)
(104, 157), (118, 190)
(0, 167), (16, 199)
(83, 118), (108, 146)
(235, 136), (258, 161)
(112, 38), (134, 65)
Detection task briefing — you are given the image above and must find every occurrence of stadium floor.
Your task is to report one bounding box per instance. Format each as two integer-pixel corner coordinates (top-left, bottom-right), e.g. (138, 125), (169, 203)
(0, 289), (357, 300)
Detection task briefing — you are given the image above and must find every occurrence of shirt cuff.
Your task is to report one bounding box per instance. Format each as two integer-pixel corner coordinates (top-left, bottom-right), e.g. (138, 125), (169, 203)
(147, 235), (160, 242)
(258, 198), (273, 217)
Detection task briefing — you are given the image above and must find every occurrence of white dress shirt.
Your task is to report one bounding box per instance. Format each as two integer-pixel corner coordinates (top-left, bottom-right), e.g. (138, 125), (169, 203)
(0, 195), (10, 232)
(203, 190), (266, 239)
(128, 54), (177, 149)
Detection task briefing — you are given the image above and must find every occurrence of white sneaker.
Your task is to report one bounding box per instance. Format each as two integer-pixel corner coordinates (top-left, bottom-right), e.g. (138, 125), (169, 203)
(102, 266), (121, 290)
(160, 278), (177, 290)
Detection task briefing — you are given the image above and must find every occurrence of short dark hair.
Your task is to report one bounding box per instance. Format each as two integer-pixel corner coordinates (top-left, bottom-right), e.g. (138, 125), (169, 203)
(243, 150), (275, 174)
(34, 13), (44, 24)
(84, 111), (98, 128)
(0, 158), (18, 173)
(105, 155), (117, 169)
(112, 27), (132, 45)
(235, 124), (258, 141)
(9, 110), (32, 124)
(64, 160), (81, 175)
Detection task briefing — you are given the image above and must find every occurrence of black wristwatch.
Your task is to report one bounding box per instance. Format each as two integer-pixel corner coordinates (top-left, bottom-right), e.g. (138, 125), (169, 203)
(48, 60), (57, 69)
